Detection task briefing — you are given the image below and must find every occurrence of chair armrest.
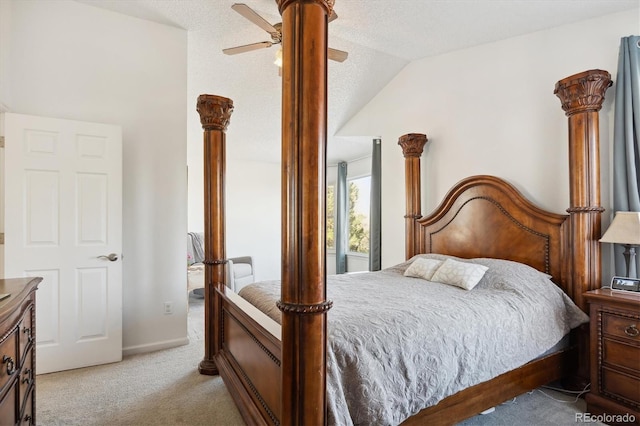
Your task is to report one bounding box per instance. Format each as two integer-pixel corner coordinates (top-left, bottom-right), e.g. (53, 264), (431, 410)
(228, 256), (252, 266)
(226, 259), (234, 291)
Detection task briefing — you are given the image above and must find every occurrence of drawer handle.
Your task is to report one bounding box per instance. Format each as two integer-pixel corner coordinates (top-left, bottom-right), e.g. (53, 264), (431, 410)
(2, 355), (15, 375)
(22, 368), (33, 385)
(625, 324), (639, 337)
(23, 327), (33, 344)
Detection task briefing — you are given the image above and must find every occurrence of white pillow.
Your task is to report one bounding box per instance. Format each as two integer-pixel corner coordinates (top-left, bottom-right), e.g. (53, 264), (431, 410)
(430, 258), (488, 290)
(403, 258), (443, 281)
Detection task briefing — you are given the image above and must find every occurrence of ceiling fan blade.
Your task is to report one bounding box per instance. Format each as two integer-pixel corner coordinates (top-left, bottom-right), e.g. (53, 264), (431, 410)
(223, 41), (273, 55)
(328, 48), (348, 62)
(328, 10), (338, 23)
(231, 3), (278, 34)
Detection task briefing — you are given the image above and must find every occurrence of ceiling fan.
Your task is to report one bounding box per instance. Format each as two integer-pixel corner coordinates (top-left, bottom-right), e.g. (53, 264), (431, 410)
(222, 3), (348, 64)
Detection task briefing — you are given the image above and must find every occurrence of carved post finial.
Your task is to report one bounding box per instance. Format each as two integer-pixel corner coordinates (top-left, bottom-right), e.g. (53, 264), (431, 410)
(554, 69), (612, 116)
(196, 95), (234, 131)
(398, 133), (428, 158)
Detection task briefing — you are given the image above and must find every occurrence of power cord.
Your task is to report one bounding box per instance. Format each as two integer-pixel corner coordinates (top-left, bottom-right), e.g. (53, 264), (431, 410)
(537, 382), (591, 403)
(480, 383), (590, 415)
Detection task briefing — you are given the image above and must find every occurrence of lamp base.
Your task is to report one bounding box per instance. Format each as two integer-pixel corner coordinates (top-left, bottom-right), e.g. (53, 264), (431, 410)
(622, 244), (638, 279)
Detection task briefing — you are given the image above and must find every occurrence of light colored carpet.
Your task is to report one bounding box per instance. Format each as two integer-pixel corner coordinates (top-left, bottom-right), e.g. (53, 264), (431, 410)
(36, 293), (601, 426)
(36, 293), (244, 426)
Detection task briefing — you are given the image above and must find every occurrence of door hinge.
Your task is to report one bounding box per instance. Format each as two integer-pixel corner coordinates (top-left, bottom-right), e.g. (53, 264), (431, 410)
(0, 233), (4, 245)
(0, 136), (4, 148)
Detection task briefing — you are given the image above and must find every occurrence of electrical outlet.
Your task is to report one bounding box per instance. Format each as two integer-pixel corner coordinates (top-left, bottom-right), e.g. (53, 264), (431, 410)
(163, 302), (173, 315)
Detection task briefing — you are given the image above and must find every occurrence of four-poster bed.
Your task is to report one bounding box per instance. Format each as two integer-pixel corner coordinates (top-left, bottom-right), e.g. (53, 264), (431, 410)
(195, 1), (613, 424)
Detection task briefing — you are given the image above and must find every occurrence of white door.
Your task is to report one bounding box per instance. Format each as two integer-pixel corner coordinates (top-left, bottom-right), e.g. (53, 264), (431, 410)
(2, 112), (122, 374)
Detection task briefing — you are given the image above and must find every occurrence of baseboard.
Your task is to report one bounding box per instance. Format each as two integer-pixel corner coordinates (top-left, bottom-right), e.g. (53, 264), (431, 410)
(122, 336), (189, 357)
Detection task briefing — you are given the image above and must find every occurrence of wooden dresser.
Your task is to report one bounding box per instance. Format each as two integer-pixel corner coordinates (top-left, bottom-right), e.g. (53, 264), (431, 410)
(0, 277), (41, 426)
(585, 289), (640, 425)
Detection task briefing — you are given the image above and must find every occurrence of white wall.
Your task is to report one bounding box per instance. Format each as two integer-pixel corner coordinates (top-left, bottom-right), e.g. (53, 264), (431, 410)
(346, 155), (373, 179)
(338, 10), (637, 283)
(1, 0), (189, 354)
(226, 159), (281, 281)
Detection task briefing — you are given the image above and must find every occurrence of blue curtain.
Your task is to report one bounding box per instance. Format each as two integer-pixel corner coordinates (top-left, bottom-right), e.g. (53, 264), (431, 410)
(335, 162), (348, 274)
(612, 35), (640, 277)
(369, 139), (382, 271)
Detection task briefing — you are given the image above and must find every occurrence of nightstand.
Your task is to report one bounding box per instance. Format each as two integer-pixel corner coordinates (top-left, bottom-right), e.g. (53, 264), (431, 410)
(585, 289), (640, 425)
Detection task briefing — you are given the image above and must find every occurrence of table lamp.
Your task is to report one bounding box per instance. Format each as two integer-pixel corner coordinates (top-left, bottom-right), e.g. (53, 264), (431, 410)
(600, 211), (640, 278)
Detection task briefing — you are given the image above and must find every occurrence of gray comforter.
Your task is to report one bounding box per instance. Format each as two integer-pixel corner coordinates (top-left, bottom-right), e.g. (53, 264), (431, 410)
(238, 255), (589, 425)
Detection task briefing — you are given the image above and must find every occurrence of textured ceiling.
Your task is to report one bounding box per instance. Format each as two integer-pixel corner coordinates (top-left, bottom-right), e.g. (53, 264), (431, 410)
(74, 0), (639, 164)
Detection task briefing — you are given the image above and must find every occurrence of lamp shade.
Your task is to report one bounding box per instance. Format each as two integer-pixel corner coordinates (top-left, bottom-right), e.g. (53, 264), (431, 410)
(600, 211), (640, 245)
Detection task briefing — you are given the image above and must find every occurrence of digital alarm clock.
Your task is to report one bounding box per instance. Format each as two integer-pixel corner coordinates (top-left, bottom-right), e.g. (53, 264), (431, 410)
(611, 276), (640, 292)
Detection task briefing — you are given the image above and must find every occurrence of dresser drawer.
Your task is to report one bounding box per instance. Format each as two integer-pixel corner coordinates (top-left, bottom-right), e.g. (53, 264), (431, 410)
(602, 366), (640, 407)
(603, 312), (640, 343)
(603, 338), (640, 372)
(0, 328), (18, 395)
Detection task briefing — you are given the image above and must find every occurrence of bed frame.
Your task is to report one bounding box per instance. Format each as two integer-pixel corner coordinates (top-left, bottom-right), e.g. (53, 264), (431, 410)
(194, 1), (613, 424)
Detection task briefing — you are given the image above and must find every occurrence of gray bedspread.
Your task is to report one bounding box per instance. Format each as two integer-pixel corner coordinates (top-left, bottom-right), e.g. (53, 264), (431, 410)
(238, 255), (589, 425)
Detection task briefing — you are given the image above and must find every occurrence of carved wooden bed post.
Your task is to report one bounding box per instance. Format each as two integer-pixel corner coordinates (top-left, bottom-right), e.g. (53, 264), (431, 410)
(196, 94), (234, 375)
(554, 69), (612, 312)
(399, 133), (428, 260)
(276, 0), (333, 424)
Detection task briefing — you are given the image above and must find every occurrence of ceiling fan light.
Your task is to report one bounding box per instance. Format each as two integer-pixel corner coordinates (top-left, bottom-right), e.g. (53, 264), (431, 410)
(274, 48), (283, 67)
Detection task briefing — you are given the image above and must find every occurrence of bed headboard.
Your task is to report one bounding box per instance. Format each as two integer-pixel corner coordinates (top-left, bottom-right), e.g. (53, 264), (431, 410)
(399, 69), (612, 312)
(414, 174), (567, 282)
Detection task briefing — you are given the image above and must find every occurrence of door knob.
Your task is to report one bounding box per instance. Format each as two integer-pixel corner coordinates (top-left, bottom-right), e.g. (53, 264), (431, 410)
(98, 253), (119, 261)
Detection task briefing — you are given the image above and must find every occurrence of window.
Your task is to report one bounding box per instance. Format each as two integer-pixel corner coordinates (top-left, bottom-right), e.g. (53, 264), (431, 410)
(326, 184), (335, 249)
(348, 176), (370, 254)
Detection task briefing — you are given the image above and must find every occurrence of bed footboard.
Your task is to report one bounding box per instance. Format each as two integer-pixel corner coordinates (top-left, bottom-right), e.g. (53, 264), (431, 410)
(215, 290), (282, 426)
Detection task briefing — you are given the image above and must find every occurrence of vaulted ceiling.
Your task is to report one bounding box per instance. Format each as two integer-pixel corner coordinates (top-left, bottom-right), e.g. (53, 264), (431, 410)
(75, 0), (639, 164)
